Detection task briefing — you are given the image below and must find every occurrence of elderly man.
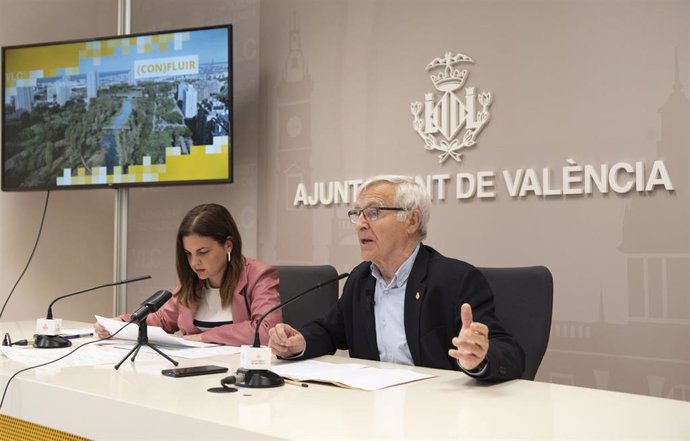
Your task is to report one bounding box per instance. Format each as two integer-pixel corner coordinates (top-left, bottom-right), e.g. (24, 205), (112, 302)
(269, 175), (524, 380)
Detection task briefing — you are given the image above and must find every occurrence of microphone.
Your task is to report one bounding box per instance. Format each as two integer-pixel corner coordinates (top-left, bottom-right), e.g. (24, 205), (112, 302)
(34, 275), (151, 349)
(111, 289), (177, 370)
(129, 290), (172, 323)
(239, 272), (349, 388)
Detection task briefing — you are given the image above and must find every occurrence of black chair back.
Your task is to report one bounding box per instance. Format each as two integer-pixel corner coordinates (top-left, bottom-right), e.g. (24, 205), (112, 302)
(478, 266), (554, 380)
(276, 265), (339, 329)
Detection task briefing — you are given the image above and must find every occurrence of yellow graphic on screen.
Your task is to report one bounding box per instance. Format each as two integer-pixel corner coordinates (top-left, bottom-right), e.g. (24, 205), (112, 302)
(4, 32), (189, 89)
(57, 136), (229, 186)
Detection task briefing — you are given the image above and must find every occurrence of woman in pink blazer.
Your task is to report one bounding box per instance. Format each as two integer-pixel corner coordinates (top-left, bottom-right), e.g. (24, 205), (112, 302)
(96, 203), (281, 346)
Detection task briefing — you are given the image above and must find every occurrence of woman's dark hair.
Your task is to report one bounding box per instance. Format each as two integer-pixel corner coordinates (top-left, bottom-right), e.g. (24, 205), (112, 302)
(175, 203), (243, 308)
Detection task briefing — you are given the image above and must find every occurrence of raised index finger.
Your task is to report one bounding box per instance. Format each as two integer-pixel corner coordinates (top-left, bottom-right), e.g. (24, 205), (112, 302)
(461, 303), (473, 328)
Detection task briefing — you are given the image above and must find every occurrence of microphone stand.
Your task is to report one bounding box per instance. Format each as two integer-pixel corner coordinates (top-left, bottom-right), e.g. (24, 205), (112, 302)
(35, 275), (152, 349)
(237, 272), (349, 388)
(46, 275), (152, 320)
(114, 318), (178, 370)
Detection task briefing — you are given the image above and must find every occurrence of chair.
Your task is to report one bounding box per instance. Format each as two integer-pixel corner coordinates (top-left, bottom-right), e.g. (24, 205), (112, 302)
(275, 265), (339, 329)
(478, 266), (553, 380)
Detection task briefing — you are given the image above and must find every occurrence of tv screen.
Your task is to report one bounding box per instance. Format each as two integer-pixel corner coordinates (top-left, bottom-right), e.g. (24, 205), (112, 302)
(1, 24), (232, 191)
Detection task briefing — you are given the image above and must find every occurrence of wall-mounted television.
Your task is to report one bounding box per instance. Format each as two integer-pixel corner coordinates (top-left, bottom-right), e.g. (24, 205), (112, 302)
(2, 24), (232, 191)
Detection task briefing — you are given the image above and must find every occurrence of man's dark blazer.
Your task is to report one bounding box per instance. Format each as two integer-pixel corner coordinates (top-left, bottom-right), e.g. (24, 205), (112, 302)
(299, 244), (525, 381)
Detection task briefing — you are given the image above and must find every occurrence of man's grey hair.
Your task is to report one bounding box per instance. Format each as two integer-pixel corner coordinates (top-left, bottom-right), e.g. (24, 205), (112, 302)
(359, 175), (431, 240)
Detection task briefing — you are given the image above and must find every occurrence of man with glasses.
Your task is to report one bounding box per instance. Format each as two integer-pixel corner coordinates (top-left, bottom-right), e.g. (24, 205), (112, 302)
(269, 175), (524, 380)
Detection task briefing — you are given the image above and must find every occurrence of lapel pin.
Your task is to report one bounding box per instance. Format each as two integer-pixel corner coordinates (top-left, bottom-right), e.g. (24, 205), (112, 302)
(415, 292), (420, 300)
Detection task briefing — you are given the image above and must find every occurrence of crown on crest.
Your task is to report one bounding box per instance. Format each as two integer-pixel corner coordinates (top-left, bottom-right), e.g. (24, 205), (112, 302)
(430, 68), (467, 91)
(425, 51), (473, 92)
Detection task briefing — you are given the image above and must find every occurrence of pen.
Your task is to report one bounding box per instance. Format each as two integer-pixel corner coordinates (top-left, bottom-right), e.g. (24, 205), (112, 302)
(284, 379), (309, 388)
(62, 333), (94, 340)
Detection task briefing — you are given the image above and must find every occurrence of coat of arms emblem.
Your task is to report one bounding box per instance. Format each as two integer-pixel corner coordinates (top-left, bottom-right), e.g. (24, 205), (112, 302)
(411, 52), (492, 163)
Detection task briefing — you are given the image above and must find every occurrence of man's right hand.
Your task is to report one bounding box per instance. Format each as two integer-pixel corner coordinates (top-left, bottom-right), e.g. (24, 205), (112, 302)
(268, 323), (306, 358)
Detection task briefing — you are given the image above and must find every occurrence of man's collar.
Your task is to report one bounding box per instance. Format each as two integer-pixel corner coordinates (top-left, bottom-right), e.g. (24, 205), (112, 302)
(370, 243), (421, 288)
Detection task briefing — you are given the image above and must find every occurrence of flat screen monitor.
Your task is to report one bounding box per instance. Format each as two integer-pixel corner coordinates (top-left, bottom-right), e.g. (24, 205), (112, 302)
(1, 24), (232, 191)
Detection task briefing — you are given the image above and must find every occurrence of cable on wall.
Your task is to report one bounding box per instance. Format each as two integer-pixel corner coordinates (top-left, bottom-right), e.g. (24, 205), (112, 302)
(0, 191), (50, 320)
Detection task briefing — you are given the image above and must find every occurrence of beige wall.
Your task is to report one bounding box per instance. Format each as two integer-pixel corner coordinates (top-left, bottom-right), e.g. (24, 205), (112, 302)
(1, 0), (687, 402)
(256, 0), (689, 400)
(0, 0), (118, 323)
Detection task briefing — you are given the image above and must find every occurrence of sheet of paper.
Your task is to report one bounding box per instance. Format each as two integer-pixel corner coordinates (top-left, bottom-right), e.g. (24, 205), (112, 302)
(323, 365), (434, 391)
(271, 360), (366, 379)
(0, 345), (123, 368)
(270, 359), (435, 391)
(95, 315), (215, 348)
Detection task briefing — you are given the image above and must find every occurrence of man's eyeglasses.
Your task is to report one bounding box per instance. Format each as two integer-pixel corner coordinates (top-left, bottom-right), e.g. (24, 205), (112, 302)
(347, 206), (407, 223)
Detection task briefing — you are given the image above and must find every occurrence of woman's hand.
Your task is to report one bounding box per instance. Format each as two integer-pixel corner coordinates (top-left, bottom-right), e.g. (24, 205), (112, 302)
(94, 316), (125, 338)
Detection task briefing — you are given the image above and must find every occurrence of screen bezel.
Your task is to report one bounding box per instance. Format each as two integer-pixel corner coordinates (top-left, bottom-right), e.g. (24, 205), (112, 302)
(1, 24), (233, 192)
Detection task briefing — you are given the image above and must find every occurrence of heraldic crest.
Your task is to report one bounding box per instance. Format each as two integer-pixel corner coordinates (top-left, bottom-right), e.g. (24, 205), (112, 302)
(411, 52), (492, 163)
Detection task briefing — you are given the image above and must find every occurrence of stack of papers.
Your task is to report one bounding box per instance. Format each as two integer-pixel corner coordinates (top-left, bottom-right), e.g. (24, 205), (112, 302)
(270, 359), (435, 391)
(95, 316), (242, 359)
(0, 345), (124, 368)
(95, 316), (214, 348)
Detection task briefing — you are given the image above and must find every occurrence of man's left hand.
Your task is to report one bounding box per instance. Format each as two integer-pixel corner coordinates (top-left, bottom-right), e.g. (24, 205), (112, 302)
(448, 303), (489, 371)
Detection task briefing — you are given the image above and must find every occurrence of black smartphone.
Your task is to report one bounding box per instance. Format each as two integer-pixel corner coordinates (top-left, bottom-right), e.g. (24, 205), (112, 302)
(161, 365), (229, 378)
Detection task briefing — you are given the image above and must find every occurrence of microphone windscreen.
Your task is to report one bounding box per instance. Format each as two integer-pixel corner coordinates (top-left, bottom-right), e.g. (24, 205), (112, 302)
(130, 290), (172, 322)
(144, 290), (172, 313)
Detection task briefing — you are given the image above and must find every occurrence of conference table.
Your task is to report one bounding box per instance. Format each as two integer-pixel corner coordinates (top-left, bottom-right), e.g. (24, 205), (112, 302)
(0, 320), (688, 440)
